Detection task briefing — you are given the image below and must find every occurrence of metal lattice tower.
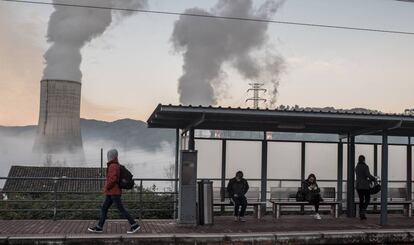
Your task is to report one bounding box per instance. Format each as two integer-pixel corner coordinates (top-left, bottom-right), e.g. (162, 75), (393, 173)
(246, 83), (267, 109)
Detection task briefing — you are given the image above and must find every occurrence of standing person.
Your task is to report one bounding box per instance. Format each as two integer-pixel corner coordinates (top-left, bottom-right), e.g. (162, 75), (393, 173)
(227, 171), (249, 222)
(302, 173), (322, 220)
(88, 149), (140, 233)
(355, 155), (376, 220)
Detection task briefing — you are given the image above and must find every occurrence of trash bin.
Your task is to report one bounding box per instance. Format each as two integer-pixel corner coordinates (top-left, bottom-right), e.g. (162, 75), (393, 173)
(197, 180), (214, 225)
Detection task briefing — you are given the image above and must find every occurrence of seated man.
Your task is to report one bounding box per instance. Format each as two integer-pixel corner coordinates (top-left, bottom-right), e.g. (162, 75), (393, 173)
(227, 171), (249, 222)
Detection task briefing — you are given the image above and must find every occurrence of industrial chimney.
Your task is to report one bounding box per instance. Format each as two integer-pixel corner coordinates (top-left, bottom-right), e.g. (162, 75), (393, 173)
(33, 79), (84, 162)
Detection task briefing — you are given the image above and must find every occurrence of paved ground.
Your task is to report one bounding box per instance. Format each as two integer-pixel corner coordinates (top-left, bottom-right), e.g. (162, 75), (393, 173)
(0, 214), (413, 236)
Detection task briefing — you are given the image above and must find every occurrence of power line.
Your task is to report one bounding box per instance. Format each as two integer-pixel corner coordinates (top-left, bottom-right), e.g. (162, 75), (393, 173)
(2, 0), (414, 36)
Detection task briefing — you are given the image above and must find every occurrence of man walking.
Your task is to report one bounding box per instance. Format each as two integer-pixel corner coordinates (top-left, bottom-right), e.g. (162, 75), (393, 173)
(227, 171), (249, 222)
(355, 155), (376, 220)
(88, 149), (140, 233)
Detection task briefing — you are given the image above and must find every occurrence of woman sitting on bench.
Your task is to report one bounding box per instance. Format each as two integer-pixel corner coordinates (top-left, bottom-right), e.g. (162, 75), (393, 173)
(302, 174), (323, 220)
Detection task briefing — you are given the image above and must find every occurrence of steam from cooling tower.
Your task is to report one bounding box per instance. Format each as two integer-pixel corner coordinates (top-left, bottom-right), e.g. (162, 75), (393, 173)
(171, 0), (285, 106)
(42, 0), (148, 82)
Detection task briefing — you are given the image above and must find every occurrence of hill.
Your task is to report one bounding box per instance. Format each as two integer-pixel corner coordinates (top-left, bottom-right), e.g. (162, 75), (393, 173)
(0, 118), (175, 151)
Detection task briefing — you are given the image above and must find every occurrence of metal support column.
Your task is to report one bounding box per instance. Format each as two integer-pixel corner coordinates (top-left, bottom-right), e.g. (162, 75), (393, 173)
(407, 137), (412, 201)
(301, 142), (306, 181)
(380, 132), (389, 226)
(301, 142), (306, 213)
(188, 128), (195, 151)
(374, 144), (378, 177)
(100, 148), (104, 189)
(337, 140), (343, 213)
(261, 133), (268, 213)
(373, 144), (378, 211)
(174, 129), (180, 219)
(221, 139), (227, 213)
(346, 135), (356, 217)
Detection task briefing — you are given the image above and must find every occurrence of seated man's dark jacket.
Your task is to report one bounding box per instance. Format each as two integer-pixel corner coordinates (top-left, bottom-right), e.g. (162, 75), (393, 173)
(227, 178), (249, 197)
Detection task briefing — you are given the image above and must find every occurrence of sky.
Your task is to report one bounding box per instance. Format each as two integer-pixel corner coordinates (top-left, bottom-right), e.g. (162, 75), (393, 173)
(0, 0), (413, 126)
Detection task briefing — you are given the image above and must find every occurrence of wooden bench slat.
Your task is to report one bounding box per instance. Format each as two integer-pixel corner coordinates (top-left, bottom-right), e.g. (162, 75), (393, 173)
(270, 201), (340, 205)
(213, 186), (265, 219)
(269, 187), (339, 219)
(355, 201), (412, 204)
(213, 202), (266, 205)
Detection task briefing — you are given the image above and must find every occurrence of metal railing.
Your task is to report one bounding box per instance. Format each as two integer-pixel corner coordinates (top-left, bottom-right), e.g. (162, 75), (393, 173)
(1, 177), (413, 219)
(0, 177), (178, 220)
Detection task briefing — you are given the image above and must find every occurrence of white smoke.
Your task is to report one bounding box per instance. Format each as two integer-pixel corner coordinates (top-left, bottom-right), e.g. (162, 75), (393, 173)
(42, 0), (148, 82)
(0, 130), (175, 189)
(171, 0), (285, 106)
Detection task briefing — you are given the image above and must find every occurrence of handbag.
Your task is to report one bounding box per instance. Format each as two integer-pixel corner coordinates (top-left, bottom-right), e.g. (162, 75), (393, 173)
(370, 181), (381, 195)
(296, 188), (306, 201)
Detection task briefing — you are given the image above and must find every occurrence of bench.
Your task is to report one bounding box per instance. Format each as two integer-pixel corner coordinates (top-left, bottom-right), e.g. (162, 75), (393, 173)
(213, 187), (266, 219)
(354, 187), (412, 217)
(269, 187), (340, 219)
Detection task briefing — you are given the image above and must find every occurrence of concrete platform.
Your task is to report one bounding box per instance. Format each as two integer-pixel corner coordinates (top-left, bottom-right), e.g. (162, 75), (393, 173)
(1, 215), (414, 244)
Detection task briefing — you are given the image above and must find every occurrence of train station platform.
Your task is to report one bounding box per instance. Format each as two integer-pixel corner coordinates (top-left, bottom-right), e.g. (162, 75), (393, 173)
(1, 215), (414, 244)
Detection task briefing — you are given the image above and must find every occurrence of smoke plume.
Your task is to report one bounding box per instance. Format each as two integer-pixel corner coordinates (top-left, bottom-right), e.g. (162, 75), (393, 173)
(43, 0), (148, 82)
(171, 0), (285, 106)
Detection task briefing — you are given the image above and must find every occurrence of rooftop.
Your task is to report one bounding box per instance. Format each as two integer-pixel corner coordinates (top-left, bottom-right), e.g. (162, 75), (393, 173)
(3, 166), (104, 193)
(147, 104), (414, 136)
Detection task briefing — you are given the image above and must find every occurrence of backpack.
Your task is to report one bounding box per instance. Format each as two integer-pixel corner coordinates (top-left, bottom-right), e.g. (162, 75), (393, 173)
(118, 165), (135, 189)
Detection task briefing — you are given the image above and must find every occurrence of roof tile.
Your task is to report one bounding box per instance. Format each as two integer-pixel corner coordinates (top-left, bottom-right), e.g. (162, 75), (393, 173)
(3, 166), (105, 193)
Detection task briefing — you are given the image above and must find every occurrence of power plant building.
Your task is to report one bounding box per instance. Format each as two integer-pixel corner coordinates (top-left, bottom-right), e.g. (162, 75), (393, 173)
(34, 79), (84, 158)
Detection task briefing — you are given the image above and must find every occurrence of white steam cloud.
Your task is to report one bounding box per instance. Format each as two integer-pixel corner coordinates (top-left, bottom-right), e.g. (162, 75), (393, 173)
(0, 130), (174, 190)
(171, 0), (285, 106)
(43, 0), (148, 82)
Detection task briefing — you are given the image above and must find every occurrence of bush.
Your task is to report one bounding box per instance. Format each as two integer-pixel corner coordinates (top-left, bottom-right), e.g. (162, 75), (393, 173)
(0, 186), (175, 220)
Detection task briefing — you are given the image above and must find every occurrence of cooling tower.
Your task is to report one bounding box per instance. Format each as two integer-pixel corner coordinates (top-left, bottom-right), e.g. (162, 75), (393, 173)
(34, 80), (84, 157)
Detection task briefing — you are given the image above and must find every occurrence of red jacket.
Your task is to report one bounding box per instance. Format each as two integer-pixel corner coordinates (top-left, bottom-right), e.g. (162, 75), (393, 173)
(105, 159), (122, 196)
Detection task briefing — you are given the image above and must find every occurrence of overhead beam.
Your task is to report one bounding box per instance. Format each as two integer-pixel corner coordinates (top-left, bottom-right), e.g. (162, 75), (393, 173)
(339, 120), (402, 139)
(157, 105), (414, 123)
(181, 113), (205, 135)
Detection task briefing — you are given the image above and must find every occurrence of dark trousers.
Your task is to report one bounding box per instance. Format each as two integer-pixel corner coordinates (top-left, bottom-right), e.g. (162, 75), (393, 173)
(308, 194), (320, 213)
(357, 189), (371, 216)
(98, 195), (136, 228)
(232, 195), (247, 217)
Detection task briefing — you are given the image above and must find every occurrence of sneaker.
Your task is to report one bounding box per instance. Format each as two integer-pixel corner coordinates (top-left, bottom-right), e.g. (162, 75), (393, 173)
(314, 213), (322, 220)
(239, 217), (247, 222)
(234, 216), (240, 222)
(88, 226), (103, 233)
(127, 223), (141, 234)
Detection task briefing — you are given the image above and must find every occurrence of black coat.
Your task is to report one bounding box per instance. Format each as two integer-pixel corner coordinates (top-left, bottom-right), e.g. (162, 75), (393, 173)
(227, 178), (249, 197)
(355, 162), (376, 190)
(301, 180), (321, 202)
